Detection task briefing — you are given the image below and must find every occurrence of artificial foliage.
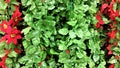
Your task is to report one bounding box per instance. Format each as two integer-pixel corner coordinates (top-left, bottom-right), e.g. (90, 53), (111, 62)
(0, 0), (120, 68)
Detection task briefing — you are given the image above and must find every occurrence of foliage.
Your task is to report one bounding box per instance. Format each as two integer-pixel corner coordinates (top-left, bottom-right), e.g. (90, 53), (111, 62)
(0, 0), (120, 68)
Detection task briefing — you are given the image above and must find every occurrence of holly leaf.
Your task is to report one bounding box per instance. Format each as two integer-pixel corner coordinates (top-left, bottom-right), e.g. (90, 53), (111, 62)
(8, 51), (17, 57)
(22, 27), (31, 35)
(58, 28), (69, 35)
(67, 20), (77, 26)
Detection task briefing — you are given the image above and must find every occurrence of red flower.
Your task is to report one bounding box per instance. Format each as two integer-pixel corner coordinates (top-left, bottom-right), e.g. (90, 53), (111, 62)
(9, 6), (22, 27)
(96, 22), (101, 28)
(14, 48), (21, 54)
(107, 30), (117, 39)
(109, 64), (114, 68)
(95, 12), (104, 24)
(109, 24), (114, 29)
(5, 0), (10, 3)
(2, 28), (22, 45)
(106, 44), (112, 50)
(0, 20), (12, 33)
(109, 10), (119, 20)
(108, 50), (113, 55)
(0, 49), (10, 68)
(113, 42), (118, 46)
(101, 3), (108, 12)
(115, 55), (119, 60)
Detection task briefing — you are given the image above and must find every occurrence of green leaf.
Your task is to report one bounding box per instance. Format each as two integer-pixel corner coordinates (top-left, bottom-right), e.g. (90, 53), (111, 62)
(22, 41), (29, 49)
(0, 42), (5, 50)
(6, 58), (13, 64)
(8, 51), (17, 57)
(75, 29), (83, 38)
(88, 58), (95, 68)
(0, 0), (7, 14)
(26, 46), (36, 55)
(0, 50), (5, 57)
(58, 28), (69, 35)
(67, 20), (77, 26)
(93, 54), (100, 62)
(24, 14), (33, 22)
(48, 5), (55, 10)
(22, 27), (31, 35)
(76, 50), (86, 59)
(50, 48), (59, 55)
(18, 56), (29, 64)
(15, 63), (20, 68)
(97, 61), (106, 68)
(32, 37), (40, 45)
(108, 56), (117, 64)
(29, 2), (36, 10)
(64, 63), (72, 68)
(69, 30), (76, 39)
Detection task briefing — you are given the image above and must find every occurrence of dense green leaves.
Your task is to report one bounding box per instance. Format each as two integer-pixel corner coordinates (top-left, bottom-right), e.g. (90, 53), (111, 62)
(9, 0), (105, 68)
(1, 0), (120, 67)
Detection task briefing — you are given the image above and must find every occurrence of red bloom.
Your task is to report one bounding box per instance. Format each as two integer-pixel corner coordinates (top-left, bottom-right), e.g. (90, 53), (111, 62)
(101, 3), (108, 12)
(106, 44), (112, 50)
(109, 10), (119, 20)
(0, 20), (12, 33)
(96, 22), (102, 28)
(0, 49), (10, 68)
(108, 50), (113, 55)
(108, 0), (119, 20)
(107, 30), (117, 39)
(109, 64), (114, 68)
(5, 0), (10, 3)
(115, 55), (119, 60)
(95, 12), (104, 24)
(95, 11), (104, 28)
(14, 48), (21, 54)
(2, 28), (22, 45)
(113, 42), (118, 46)
(9, 6), (22, 27)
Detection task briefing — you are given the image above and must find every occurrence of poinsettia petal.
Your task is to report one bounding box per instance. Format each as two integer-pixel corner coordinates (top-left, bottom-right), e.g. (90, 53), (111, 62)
(16, 35), (22, 39)
(108, 50), (113, 55)
(106, 44), (111, 50)
(5, 0), (10, 3)
(109, 64), (114, 68)
(13, 39), (17, 45)
(101, 4), (108, 12)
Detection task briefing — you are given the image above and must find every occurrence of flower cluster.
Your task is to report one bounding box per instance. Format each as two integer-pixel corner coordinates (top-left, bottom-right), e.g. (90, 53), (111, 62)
(0, 1), (22, 68)
(0, 6), (22, 45)
(96, 0), (120, 68)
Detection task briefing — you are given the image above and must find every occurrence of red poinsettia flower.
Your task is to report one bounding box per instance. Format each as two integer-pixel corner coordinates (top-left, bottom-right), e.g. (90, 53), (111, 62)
(106, 44), (112, 50)
(100, 3), (108, 12)
(115, 55), (119, 60)
(2, 28), (22, 45)
(9, 6), (22, 27)
(96, 22), (101, 28)
(113, 42), (118, 46)
(95, 11), (104, 28)
(109, 10), (119, 20)
(5, 0), (10, 3)
(0, 20), (12, 33)
(108, 0), (119, 20)
(14, 48), (21, 54)
(107, 30), (117, 39)
(0, 49), (10, 68)
(109, 64), (114, 68)
(108, 50), (113, 55)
